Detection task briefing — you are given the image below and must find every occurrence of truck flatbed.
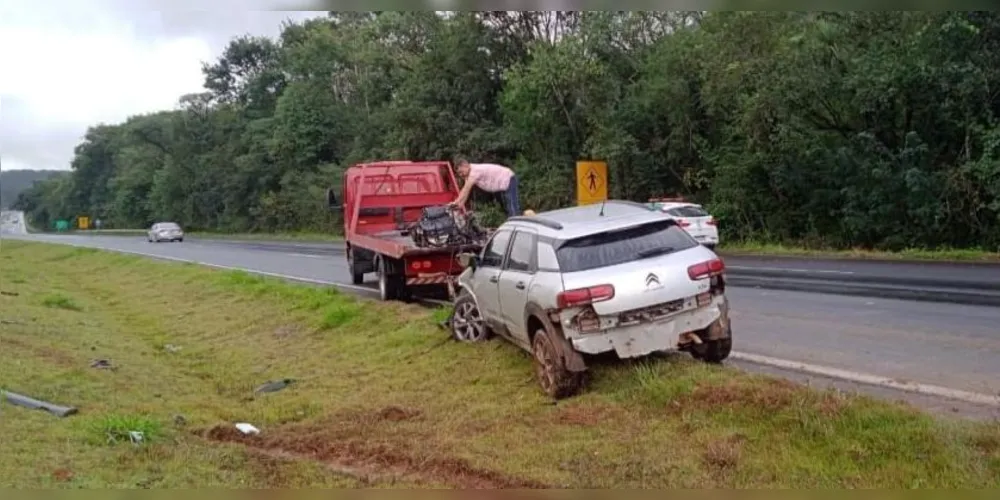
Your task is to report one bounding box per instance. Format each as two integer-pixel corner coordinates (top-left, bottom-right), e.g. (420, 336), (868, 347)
(329, 160), (488, 301)
(350, 229), (484, 260)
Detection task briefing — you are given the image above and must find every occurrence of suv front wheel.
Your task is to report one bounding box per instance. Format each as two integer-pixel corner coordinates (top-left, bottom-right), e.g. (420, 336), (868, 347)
(450, 292), (490, 342)
(532, 329), (584, 399)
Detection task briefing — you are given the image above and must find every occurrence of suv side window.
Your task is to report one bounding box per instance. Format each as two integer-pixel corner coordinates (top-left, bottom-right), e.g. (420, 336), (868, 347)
(505, 231), (536, 273)
(481, 230), (512, 268)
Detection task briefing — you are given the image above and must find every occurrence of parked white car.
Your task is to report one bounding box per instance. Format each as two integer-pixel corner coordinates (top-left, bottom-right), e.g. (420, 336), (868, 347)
(650, 201), (718, 249)
(147, 222), (184, 243)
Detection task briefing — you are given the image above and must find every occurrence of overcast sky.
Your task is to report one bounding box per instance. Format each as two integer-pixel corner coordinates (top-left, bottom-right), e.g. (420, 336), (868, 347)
(0, 0), (324, 171)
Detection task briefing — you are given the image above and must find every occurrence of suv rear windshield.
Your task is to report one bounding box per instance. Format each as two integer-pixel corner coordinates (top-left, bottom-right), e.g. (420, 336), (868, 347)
(555, 220), (698, 273)
(665, 205), (709, 218)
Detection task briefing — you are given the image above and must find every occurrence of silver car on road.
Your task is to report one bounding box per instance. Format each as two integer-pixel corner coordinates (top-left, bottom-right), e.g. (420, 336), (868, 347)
(147, 222), (184, 243)
(451, 200), (732, 398)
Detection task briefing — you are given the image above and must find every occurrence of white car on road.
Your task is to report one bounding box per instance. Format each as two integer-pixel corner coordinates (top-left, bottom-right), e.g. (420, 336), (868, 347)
(147, 222), (184, 243)
(650, 201), (718, 249)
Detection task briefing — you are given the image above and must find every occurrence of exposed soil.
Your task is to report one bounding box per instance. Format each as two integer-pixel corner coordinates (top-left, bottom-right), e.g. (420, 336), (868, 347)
(668, 377), (807, 415)
(200, 406), (548, 488)
(0, 336), (77, 368)
(376, 406), (422, 422)
(553, 403), (622, 427)
(702, 434), (747, 472)
(51, 468), (74, 482)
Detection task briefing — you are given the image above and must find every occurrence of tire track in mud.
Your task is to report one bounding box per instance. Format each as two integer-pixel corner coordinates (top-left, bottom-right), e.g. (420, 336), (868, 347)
(198, 406), (550, 489)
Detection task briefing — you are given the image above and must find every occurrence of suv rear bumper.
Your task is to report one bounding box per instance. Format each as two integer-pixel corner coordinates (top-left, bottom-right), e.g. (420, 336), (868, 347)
(569, 295), (728, 358)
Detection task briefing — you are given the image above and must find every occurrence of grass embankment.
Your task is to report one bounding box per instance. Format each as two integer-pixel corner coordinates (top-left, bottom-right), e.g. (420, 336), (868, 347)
(1, 241), (998, 488)
(720, 241), (1000, 263)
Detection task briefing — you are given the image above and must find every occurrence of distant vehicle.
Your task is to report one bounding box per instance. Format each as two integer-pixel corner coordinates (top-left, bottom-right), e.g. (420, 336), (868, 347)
(147, 222), (184, 243)
(649, 199), (719, 250)
(451, 200), (732, 399)
(326, 160), (487, 301)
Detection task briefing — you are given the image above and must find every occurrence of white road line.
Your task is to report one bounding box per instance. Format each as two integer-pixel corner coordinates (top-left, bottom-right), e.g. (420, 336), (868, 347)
(727, 265), (856, 275)
(731, 352), (1000, 407)
(286, 253), (326, 259)
(15, 238), (1000, 408)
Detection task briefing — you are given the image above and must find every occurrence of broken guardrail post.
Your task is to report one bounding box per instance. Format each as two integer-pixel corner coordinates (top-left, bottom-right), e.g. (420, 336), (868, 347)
(2, 390), (78, 417)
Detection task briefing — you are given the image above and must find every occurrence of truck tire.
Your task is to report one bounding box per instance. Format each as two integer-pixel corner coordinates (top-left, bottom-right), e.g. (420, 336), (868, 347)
(531, 329), (584, 400)
(347, 247), (364, 285)
(377, 257), (408, 301)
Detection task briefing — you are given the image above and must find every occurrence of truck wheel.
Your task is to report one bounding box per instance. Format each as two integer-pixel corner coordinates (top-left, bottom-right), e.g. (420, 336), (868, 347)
(347, 247), (364, 285)
(451, 292), (490, 342)
(378, 260), (396, 301)
(377, 257), (407, 301)
(532, 329), (584, 400)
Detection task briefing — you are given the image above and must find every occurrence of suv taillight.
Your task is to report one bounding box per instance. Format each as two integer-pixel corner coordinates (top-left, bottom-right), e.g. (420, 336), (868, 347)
(557, 284), (615, 309)
(687, 258), (725, 280)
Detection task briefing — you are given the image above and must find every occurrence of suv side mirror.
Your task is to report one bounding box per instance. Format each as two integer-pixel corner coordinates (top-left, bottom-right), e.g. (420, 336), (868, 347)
(457, 252), (478, 271)
(326, 188), (342, 212)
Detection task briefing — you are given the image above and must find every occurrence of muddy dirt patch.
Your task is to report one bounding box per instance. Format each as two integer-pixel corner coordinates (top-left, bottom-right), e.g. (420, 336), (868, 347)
(200, 422), (546, 488)
(702, 434), (747, 471)
(671, 378), (801, 414)
(553, 403), (622, 427)
(1, 336), (77, 368)
(376, 406), (421, 422)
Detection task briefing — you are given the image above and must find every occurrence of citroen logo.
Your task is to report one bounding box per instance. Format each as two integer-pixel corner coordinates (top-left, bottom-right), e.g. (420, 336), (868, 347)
(645, 273), (660, 288)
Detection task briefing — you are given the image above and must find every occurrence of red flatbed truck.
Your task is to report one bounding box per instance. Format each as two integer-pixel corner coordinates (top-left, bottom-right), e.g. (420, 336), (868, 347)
(326, 160), (485, 301)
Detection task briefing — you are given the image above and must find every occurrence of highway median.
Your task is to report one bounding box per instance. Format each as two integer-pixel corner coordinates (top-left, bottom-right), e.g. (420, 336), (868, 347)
(1, 240), (998, 488)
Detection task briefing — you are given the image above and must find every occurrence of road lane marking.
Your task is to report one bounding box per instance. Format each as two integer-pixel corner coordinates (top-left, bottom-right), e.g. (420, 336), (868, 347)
(731, 352), (999, 407)
(13, 237), (999, 408)
(286, 252), (326, 259)
(727, 265), (856, 275)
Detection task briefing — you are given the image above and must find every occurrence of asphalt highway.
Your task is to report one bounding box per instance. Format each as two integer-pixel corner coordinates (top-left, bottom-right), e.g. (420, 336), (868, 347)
(5, 233), (1000, 411)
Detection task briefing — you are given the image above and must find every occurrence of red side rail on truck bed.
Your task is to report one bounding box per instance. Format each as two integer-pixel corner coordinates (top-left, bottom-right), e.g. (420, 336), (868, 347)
(344, 161), (474, 258)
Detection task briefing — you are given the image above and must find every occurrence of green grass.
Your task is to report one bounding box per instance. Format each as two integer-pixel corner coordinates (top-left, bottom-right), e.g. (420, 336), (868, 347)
(41, 293), (82, 311)
(1, 240), (998, 488)
(720, 240), (1000, 263)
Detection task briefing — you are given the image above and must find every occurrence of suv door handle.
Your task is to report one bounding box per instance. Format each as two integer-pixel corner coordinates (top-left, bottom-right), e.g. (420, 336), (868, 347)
(489, 275), (498, 283)
(515, 281), (525, 290)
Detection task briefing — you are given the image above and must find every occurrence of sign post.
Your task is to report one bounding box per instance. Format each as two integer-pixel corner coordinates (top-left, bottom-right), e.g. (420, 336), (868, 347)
(576, 161), (608, 206)
(77, 216), (90, 230)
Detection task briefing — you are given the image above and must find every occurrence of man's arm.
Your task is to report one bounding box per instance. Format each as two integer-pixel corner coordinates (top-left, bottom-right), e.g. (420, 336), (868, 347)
(452, 173), (477, 206)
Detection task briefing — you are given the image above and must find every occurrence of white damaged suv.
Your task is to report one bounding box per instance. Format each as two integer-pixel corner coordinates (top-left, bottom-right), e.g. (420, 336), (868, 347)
(451, 200), (732, 399)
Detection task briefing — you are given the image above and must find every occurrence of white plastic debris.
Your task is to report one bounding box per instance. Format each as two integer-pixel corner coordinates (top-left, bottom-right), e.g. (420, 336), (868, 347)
(234, 422), (260, 435)
(128, 431), (144, 444)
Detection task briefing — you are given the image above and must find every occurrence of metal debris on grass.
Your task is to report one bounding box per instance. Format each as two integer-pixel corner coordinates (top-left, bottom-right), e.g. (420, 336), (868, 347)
(254, 378), (295, 394)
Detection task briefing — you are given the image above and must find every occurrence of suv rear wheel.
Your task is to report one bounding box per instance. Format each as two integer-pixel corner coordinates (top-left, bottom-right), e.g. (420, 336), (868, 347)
(689, 323), (732, 363)
(532, 329), (584, 399)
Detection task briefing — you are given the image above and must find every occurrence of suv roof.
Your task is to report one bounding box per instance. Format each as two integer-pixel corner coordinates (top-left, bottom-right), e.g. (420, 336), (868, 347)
(501, 200), (670, 240)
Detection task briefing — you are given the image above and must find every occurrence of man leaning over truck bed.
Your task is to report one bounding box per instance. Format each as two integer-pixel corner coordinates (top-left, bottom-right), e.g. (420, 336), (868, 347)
(449, 158), (521, 217)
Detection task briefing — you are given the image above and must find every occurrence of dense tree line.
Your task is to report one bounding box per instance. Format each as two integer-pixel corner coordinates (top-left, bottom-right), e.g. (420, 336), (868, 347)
(14, 11), (1000, 250)
(0, 169), (66, 209)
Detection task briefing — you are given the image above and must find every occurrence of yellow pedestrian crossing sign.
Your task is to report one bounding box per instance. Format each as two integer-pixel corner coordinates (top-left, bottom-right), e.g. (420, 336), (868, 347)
(576, 161), (607, 206)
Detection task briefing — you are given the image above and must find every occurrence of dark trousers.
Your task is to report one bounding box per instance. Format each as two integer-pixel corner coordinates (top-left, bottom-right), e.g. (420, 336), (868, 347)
(498, 175), (521, 217)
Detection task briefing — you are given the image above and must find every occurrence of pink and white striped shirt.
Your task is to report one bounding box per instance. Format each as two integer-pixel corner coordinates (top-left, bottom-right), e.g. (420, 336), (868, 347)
(466, 163), (514, 192)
